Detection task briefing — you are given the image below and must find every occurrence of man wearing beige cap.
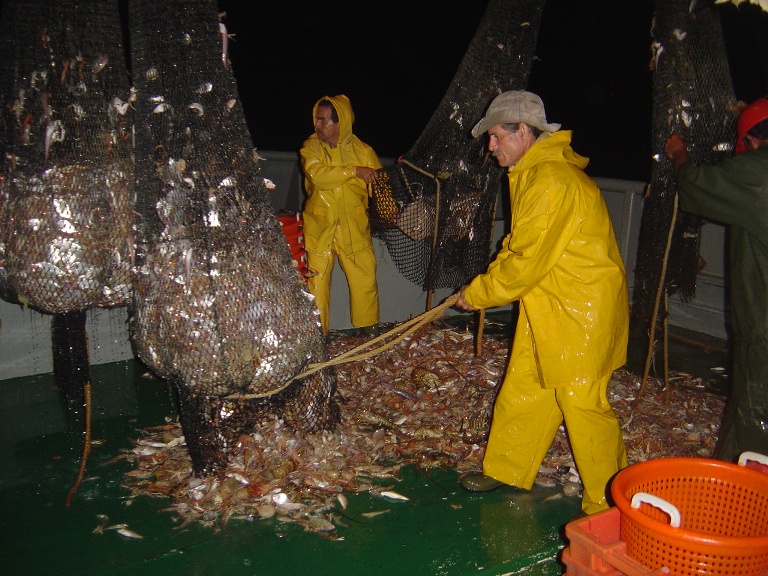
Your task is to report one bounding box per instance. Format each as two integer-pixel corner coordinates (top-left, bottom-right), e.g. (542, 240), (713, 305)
(455, 91), (629, 515)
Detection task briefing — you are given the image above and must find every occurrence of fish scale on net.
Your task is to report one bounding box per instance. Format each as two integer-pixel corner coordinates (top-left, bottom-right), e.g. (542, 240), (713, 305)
(128, 0), (337, 476)
(0, 0), (135, 313)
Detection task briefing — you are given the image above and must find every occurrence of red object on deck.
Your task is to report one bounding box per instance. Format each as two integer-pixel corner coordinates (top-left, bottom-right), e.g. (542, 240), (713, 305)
(562, 507), (662, 575)
(611, 456), (768, 576)
(563, 454), (768, 576)
(276, 211), (309, 279)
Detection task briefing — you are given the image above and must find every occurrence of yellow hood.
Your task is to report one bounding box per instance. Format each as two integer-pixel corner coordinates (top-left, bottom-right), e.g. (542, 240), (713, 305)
(520, 131), (589, 172)
(313, 94), (354, 145)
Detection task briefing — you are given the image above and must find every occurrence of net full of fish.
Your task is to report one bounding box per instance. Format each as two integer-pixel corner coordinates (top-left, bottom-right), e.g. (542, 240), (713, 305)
(0, 0), (135, 313)
(131, 190), (321, 398)
(4, 163), (134, 312)
(632, 0), (738, 341)
(0, 0), (335, 481)
(116, 321), (725, 537)
(127, 0), (336, 476)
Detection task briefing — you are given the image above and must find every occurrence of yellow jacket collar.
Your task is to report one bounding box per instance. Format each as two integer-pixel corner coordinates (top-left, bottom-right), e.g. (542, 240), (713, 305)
(509, 130), (589, 173)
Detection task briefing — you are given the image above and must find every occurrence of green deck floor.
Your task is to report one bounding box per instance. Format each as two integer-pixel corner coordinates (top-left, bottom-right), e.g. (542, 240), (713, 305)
(1, 358), (582, 576)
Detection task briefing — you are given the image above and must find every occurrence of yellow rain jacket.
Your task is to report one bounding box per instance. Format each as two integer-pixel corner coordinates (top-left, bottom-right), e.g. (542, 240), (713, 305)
(464, 131), (629, 514)
(300, 95), (382, 332)
(463, 131), (628, 387)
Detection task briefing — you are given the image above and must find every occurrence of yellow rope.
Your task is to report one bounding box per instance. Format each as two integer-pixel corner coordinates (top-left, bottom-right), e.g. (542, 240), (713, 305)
(475, 309), (485, 356)
(397, 159), (443, 312)
(65, 331), (91, 507)
(226, 293), (460, 401)
(635, 193), (678, 404)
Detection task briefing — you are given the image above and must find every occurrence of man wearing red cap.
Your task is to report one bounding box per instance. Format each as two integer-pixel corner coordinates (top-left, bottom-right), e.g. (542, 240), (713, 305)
(665, 97), (768, 461)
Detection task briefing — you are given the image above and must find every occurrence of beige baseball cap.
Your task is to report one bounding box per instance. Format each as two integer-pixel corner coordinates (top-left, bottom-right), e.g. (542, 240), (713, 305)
(471, 91), (561, 138)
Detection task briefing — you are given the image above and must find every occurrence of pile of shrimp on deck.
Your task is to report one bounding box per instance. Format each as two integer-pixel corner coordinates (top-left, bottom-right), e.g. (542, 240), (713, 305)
(117, 318), (725, 536)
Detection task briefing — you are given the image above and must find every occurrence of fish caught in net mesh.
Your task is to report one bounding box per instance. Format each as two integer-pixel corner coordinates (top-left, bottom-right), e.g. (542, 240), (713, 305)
(128, 0), (337, 475)
(631, 0), (738, 344)
(0, 0), (135, 312)
(0, 0), (338, 477)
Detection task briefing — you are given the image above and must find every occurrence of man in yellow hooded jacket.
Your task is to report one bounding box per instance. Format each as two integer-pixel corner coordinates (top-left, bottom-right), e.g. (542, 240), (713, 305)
(300, 95), (382, 335)
(456, 91), (629, 515)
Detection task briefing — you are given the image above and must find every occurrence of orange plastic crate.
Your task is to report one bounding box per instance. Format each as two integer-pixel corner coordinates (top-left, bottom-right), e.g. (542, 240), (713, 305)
(563, 507), (668, 575)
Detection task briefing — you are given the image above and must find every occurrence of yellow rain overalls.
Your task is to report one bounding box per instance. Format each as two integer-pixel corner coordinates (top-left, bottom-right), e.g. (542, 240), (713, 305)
(463, 131), (629, 514)
(300, 95), (382, 334)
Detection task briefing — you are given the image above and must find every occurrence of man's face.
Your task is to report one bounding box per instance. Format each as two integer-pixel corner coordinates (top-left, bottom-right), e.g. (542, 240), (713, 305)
(487, 124), (529, 167)
(315, 105), (340, 147)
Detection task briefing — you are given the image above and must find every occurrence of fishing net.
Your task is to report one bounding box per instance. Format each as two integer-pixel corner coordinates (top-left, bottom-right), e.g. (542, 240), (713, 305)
(630, 0), (738, 347)
(128, 0), (337, 475)
(0, 0), (337, 476)
(0, 0), (134, 313)
(369, 0), (546, 299)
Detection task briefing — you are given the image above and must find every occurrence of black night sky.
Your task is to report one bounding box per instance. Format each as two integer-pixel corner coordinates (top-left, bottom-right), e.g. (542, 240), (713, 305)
(218, 0), (768, 183)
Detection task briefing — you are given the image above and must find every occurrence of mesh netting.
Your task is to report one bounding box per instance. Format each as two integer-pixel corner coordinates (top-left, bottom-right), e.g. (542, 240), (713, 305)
(369, 0), (546, 294)
(128, 0), (337, 474)
(0, 0), (134, 313)
(371, 161), (487, 289)
(631, 0), (738, 342)
(0, 0), (337, 476)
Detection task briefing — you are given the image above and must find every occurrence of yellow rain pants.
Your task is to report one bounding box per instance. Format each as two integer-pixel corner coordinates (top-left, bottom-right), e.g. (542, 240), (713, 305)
(483, 315), (628, 514)
(306, 222), (379, 334)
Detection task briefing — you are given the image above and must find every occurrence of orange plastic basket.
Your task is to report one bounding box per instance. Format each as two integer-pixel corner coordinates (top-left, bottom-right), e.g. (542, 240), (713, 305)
(610, 453), (768, 575)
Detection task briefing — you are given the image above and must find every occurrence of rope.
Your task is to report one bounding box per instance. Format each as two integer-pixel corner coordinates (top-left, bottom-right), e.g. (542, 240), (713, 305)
(476, 309), (485, 356)
(397, 159), (443, 312)
(225, 293), (460, 401)
(635, 193), (678, 404)
(65, 333), (91, 507)
(475, 187), (499, 356)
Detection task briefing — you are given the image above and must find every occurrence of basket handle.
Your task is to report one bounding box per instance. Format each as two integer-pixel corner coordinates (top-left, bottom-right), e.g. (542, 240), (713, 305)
(630, 492), (681, 528)
(738, 451), (768, 468)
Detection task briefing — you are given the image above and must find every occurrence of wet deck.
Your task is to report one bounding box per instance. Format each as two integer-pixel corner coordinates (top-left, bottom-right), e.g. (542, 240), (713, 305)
(0, 320), (729, 576)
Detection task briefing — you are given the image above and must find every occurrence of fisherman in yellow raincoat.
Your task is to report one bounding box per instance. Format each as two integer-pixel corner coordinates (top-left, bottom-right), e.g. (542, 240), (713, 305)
(300, 95), (382, 335)
(456, 91), (629, 515)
